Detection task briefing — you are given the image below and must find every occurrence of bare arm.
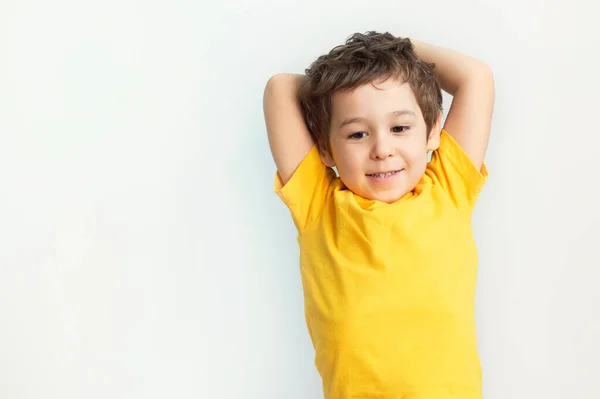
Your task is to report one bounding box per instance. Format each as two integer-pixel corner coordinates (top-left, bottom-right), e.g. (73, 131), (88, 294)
(412, 39), (495, 170)
(263, 73), (315, 185)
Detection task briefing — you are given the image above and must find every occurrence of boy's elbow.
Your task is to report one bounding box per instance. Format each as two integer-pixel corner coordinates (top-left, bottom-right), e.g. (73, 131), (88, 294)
(461, 64), (494, 93)
(264, 74), (280, 97)
(472, 62), (494, 81)
(265, 74), (280, 89)
(265, 73), (305, 91)
(265, 73), (293, 90)
(263, 74), (290, 103)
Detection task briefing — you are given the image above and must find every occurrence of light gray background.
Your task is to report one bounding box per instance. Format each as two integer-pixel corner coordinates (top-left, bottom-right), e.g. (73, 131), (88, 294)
(1, 0), (599, 398)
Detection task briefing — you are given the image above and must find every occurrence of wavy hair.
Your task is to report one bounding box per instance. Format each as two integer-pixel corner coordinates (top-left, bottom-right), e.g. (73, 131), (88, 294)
(299, 31), (443, 157)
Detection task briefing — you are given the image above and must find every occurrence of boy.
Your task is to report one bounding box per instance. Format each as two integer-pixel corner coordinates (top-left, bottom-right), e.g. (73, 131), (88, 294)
(263, 31), (494, 399)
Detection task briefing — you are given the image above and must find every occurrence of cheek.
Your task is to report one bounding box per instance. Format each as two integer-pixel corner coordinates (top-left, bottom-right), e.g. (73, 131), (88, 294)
(334, 149), (364, 178)
(400, 147), (428, 172)
(400, 138), (428, 164)
(407, 148), (426, 161)
(339, 156), (361, 177)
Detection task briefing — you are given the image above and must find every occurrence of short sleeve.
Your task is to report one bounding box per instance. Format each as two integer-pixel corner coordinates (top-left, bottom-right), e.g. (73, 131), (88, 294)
(425, 129), (489, 216)
(274, 144), (336, 233)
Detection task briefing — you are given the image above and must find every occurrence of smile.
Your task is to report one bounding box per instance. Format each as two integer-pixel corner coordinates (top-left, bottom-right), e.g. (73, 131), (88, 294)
(366, 169), (403, 180)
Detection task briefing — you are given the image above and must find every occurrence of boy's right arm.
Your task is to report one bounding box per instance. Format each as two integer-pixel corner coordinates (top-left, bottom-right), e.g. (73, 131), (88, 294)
(263, 73), (315, 186)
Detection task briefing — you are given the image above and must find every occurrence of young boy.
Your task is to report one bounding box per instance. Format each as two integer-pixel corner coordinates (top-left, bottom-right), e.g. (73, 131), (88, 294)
(263, 31), (495, 399)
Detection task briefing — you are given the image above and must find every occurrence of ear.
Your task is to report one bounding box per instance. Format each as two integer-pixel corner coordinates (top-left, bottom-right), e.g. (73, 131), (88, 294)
(319, 148), (336, 168)
(426, 113), (442, 152)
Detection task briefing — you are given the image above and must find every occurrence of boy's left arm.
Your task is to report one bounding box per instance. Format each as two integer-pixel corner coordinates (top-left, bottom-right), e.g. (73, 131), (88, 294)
(412, 39), (495, 170)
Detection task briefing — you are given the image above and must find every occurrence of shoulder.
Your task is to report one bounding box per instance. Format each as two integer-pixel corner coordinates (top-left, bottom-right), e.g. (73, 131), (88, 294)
(422, 129), (488, 216)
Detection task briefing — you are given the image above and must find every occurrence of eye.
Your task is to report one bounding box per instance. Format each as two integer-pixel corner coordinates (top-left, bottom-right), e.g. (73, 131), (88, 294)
(392, 125), (409, 133)
(348, 132), (367, 139)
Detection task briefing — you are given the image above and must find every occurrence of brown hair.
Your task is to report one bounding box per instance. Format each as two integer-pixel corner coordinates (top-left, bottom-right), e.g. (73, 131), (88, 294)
(299, 31), (443, 158)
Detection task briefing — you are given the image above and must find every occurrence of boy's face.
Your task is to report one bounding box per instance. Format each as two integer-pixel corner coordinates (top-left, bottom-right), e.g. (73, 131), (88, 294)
(322, 77), (441, 204)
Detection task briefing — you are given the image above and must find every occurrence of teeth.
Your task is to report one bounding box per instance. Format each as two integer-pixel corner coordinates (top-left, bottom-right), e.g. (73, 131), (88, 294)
(371, 171), (396, 178)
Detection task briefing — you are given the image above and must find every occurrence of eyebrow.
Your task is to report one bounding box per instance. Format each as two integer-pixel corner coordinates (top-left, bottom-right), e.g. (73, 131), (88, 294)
(338, 109), (416, 129)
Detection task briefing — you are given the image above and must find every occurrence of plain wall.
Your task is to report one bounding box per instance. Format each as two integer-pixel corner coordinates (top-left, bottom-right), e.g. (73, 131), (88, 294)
(1, 0), (599, 398)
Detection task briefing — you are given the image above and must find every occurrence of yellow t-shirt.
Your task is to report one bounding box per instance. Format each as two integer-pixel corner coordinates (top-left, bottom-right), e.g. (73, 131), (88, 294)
(274, 130), (488, 399)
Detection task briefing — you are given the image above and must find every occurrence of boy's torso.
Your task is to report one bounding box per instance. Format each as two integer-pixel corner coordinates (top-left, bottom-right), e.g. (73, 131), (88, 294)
(298, 182), (482, 399)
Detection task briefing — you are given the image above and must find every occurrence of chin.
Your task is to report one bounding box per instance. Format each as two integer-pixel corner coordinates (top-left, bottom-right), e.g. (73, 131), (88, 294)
(344, 179), (410, 203)
(365, 189), (408, 204)
(377, 195), (403, 204)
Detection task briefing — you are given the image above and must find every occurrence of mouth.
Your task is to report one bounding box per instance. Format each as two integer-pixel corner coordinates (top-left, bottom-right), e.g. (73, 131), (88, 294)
(366, 169), (403, 180)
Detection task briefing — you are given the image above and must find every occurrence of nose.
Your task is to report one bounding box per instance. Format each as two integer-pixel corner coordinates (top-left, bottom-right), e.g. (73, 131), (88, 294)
(371, 134), (394, 160)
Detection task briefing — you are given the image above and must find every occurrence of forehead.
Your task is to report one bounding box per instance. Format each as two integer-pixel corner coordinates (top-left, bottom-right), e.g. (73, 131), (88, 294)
(330, 78), (420, 121)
